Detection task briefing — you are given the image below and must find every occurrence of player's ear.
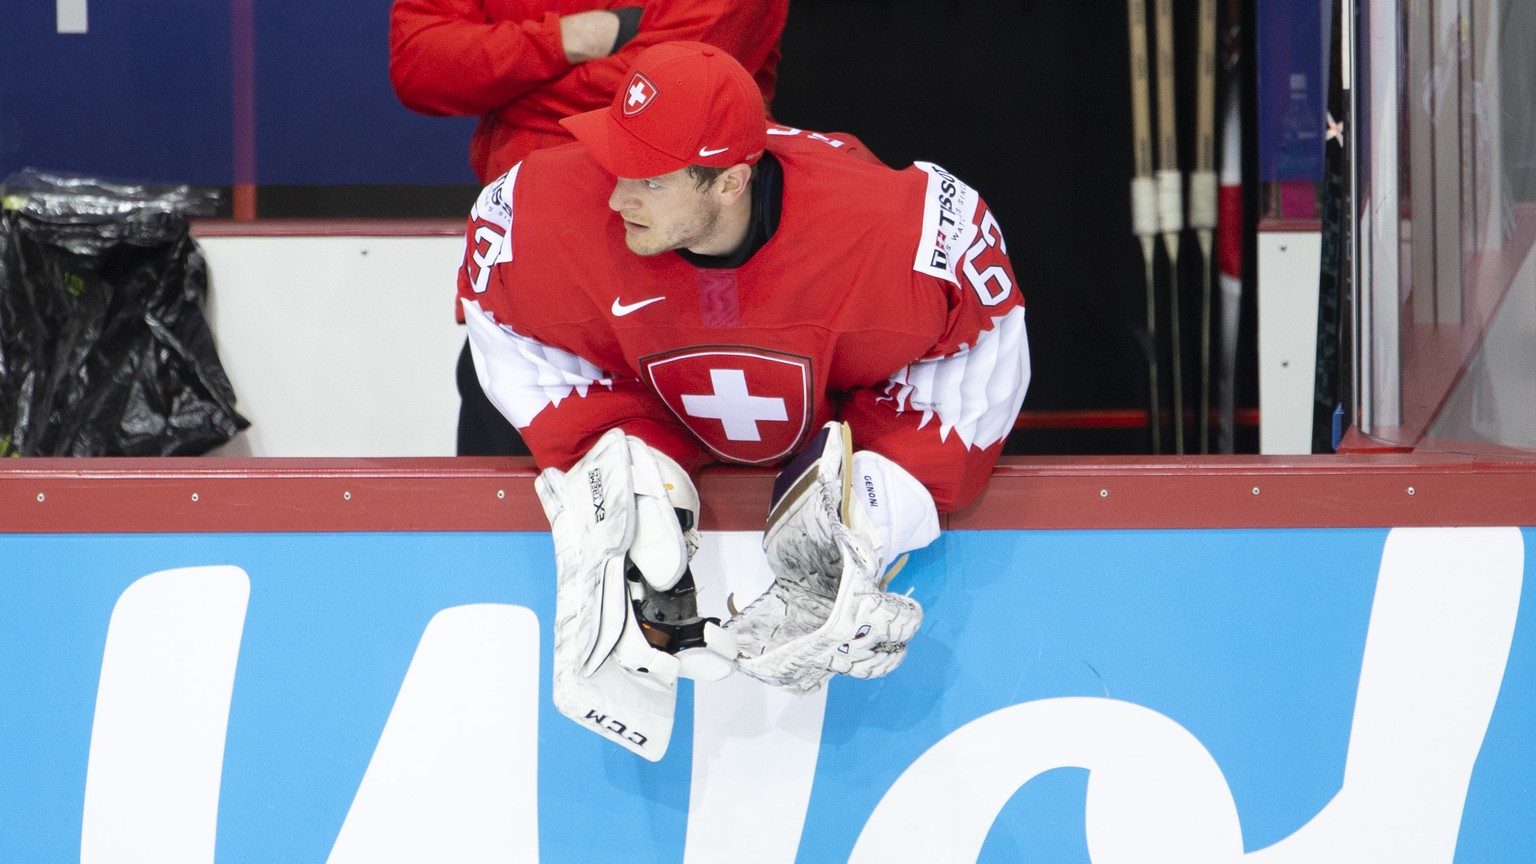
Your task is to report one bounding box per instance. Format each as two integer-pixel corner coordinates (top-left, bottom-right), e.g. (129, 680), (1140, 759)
(715, 163), (753, 205)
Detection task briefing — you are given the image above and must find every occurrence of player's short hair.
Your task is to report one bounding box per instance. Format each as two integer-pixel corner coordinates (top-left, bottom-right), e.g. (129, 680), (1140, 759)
(685, 165), (728, 189)
(685, 164), (755, 190)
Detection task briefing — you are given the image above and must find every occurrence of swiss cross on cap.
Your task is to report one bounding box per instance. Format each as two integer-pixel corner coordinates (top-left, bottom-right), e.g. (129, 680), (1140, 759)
(560, 40), (767, 179)
(622, 73), (657, 117)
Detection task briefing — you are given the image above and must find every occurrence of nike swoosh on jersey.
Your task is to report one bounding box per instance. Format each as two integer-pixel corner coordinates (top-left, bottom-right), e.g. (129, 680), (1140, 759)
(698, 146), (729, 157)
(611, 296), (667, 316)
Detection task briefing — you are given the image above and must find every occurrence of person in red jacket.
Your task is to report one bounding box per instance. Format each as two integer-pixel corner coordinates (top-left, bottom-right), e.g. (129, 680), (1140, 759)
(390, 0), (787, 186)
(458, 42), (1031, 760)
(390, 0), (788, 456)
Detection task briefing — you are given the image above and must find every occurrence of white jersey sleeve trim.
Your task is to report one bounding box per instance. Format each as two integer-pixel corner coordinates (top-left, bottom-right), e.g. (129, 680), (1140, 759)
(878, 305), (1031, 450)
(462, 298), (612, 428)
(465, 164), (519, 296)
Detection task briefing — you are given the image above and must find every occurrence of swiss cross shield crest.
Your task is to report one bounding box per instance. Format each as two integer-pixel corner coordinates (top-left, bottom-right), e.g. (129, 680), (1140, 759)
(642, 347), (813, 465)
(622, 72), (658, 117)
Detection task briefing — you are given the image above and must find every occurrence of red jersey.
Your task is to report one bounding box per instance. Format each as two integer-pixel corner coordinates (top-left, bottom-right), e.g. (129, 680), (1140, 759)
(457, 128), (1031, 511)
(389, 0), (787, 182)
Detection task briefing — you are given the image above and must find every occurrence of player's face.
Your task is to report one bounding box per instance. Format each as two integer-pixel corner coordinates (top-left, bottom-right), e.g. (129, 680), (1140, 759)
(608, 169), (723, 257)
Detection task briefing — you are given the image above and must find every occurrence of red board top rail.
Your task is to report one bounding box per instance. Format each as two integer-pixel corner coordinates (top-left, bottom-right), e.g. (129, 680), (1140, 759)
(2, 454), (1534, 535)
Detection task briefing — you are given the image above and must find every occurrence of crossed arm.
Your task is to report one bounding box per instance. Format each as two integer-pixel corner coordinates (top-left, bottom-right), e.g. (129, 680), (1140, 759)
(389, 0), (633, 117)
(389, 0), (784, 121)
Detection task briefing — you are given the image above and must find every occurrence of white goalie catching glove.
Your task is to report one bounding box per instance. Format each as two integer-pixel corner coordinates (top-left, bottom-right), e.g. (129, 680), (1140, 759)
(726, 421), (933, 693)
(534, 428), (736, 761)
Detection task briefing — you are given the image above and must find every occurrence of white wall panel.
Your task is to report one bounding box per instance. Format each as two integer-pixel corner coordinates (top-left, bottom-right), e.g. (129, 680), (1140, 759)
(200, 235), (465, 456)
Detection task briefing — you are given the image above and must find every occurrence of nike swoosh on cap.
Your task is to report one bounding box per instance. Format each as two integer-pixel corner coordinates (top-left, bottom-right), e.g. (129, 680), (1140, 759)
(698, 146), (729, 157)
(611, 295), (666, 316)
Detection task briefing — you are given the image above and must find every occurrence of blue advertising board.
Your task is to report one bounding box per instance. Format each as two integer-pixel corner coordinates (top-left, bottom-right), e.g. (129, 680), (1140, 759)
(1, 525), (1531, 862)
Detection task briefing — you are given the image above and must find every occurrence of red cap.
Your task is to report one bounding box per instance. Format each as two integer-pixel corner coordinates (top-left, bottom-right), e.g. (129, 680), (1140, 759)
(560, 41), (766, 179)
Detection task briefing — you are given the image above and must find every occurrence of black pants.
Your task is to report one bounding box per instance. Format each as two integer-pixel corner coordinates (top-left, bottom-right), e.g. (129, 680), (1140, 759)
(455, 339), (531, 456)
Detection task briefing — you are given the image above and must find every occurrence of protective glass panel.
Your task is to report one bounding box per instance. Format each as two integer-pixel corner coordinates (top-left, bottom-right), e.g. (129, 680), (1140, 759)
(1356, 0), (1536, 454)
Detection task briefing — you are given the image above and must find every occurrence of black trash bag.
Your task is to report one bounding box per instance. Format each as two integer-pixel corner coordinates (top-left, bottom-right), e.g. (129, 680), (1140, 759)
(0, 169), (249, 456)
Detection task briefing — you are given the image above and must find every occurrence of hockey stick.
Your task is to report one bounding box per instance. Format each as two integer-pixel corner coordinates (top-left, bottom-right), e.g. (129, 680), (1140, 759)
(1215, 0), (1244, 454)
(1190, 0), (1219, 453)
(1217, 72), (1243, 455)
(1153, 0), (1184, 454)
(1127, 0), (1162, 454)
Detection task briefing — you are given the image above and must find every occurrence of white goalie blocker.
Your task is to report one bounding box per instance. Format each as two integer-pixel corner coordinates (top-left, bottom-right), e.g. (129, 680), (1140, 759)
(533, 429), (735, 761)
(726, 421), (935, 693)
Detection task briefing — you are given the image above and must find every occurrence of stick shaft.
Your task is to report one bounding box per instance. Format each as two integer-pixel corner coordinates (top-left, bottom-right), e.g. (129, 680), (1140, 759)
(1195, 0), (1218, 172)
(1128, 0), (1155, 180)
(1153, 0), (1179, 170)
